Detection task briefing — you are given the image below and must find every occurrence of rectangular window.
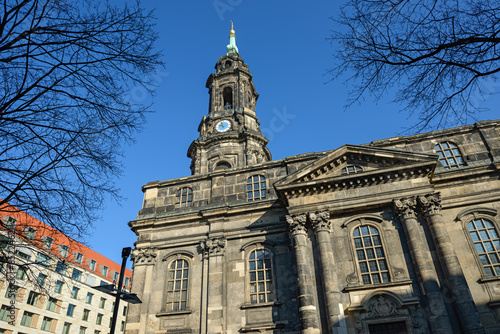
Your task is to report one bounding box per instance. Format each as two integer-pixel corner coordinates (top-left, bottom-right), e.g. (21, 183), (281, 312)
(54, 280), (63, 293)
(123, 306), (127, 316)
(3, 216), (17, 230)
(27, 291), (39, 306)
(67, 304), (75, 317)
(80, 326), (87, 334)
(89, 259), (97, 271)
(96, 313), (103, 325)
(56, 261), (67, 274)
(24, 227), (36, 241)
(35, 253), (51, 266)
(124, 276), (130, 287)
(60, 245), (69, 257)
(71, 286), (79, 299)
(20, 311), (34, 326)
(46, 297), (58, 312)
(82, 309), (90, 321)
(38, 273), (47, 286)
(15, 250), (31, 260)
(16, 267), (26, 280)
(43, 237), (54, 250)
(102, 266), (109, 276)
(4, 284), (18, 300)
(121, 320), (125, 331)
(94, 330), (101, 334)
(74, 252), (84, 264)
(41, 316), (53, 331)
(0, 305), (10, 322)
(62, 322), (72, 334)
(99, 297), (106, 308)
(72, 268), (82, 281)
(113, 271), (119, 282)
(86, 292), (93, 304)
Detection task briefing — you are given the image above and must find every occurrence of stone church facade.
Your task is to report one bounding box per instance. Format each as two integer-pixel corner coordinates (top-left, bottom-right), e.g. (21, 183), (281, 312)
(125, 29), (500, 334)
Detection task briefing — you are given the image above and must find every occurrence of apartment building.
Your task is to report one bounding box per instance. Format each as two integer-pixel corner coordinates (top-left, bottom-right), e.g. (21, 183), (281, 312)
(0, 207), (132, 334)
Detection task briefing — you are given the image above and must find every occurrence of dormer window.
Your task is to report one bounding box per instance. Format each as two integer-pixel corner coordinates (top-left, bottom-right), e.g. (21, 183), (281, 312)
(74, 252), (83, 265)
(42, 236), (54, 250)
(24, 227), (36, 241)
(102, 265), (109, 277)
(60, 245), (69, 257)
(88, 259), (97, 271)
(2, 216), (17, 231)
(341, 165), (363, 175)
(223, 87), (233, 109)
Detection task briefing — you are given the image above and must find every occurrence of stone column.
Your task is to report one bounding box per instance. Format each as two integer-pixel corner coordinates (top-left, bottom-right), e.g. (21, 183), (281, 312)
(309, 211), (343, 334)
(200, 236), (227, 334)
(286, 214), (320, 334)
(393, 198), (453, 334)
(128, 247), (157, 334)
(419, 193), (484, 334)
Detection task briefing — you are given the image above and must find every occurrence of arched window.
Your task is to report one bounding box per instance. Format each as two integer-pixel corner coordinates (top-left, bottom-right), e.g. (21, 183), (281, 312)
(214, 161), (231, 171)
(223, 87), (233, 109)
(166, 259), (189, 311)
(247, 175), (266, 201)
(224, 60), (232, 69)
(341, 165), (363, 175)
(249, 249), (273, 304)
(434, 142), (465, 169)
(353, 225), (390, 284)
(176, 187), (193, 208)
(468, 218), (500, 277)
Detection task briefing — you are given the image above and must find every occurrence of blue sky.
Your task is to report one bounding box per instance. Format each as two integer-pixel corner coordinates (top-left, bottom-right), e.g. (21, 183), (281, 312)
(91, 0), (500, 265)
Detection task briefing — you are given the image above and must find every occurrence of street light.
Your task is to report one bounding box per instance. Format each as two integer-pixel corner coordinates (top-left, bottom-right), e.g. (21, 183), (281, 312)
(92, 247), (141, 334)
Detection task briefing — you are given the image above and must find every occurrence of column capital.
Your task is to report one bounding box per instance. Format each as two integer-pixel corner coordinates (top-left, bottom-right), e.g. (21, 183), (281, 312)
(131, 247), (158, 266)
(200, 236), (226, 258)
(393, 196), (418, 220)
(309, 211), (331, 232)
(418, 193), (442, 216)
(286, 213), (308, 236)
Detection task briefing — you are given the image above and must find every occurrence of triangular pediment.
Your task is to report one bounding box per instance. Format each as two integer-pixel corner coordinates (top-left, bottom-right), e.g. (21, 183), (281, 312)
(274, 144), (438, 192)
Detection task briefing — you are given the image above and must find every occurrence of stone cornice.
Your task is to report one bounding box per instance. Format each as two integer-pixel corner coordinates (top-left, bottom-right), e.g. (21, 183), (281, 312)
(368, 119), (499, 147)
(276, 162), (435, 206)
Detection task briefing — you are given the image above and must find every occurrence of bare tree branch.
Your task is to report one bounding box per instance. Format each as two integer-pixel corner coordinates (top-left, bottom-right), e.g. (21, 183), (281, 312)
(0, 0), (163, 240)
(330, 0), (500, 132)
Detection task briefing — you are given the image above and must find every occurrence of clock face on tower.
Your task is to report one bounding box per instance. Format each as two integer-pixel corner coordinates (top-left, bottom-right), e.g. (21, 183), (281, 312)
(215, 119), (231, 132)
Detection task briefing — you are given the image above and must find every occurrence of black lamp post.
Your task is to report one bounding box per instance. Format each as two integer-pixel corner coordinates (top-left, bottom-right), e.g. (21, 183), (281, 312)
(92, 247), (141, 334)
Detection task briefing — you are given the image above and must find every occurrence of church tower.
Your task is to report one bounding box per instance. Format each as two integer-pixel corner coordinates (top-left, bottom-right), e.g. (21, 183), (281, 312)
(187, 23), (271, 174)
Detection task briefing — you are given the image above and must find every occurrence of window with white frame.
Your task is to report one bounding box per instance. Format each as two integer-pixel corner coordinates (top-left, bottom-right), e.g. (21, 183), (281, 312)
(89, 259), (97, 271)
(248, 249), (273, 304)
(165, 259), (189, 312)
(60, 245), (69, 257)
(74, 252), (84, 264)
(352, 225), (390, 284)
(468, 218), (500, 277)
(434, 141), (465, 169)
(42, 236), (54, 250)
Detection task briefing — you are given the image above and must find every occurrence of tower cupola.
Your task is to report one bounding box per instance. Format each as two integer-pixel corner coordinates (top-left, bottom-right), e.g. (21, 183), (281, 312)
(187, 24), (271, 175)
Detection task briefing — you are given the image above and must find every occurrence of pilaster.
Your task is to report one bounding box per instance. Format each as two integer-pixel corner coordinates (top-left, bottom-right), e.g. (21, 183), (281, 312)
(419, 193), (485, 334)
(309, 211), (343, 334)
(129, 247), (158, 334)
(199, 236), (227, 334)
(286, 214), (321, 334)
(393, 198), (453, 334)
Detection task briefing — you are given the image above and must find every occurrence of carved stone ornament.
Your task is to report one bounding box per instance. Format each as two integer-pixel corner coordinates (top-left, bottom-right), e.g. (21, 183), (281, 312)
(418, 193), (442, 216)
(366, 295), (400, 318)
(393, 197), (418, 220)
(309, 211), (331, 232)
(131, 247), (158, 265)
(199, 237), (226, 257)
(391, 264), (407, 279)
(286, 214), (307, 236)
